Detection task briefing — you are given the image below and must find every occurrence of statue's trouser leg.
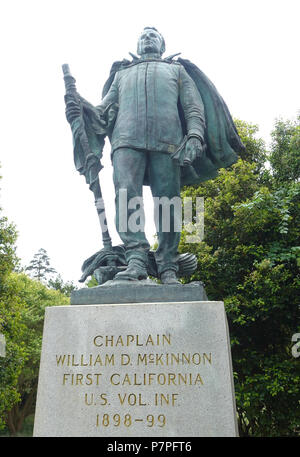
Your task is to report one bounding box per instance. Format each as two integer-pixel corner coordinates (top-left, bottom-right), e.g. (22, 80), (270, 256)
(113, 148), (150, 265)
(147, 151), (181, 275)
(113, 148), (181, 274)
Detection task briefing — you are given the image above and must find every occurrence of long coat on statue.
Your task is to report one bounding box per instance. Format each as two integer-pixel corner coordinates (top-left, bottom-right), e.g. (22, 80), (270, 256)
(70, 54), (245, 190)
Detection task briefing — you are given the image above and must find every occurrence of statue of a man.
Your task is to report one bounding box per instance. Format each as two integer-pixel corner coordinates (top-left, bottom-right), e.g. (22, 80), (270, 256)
(65, 27), (244, 285)
(99, 27), (206, 284)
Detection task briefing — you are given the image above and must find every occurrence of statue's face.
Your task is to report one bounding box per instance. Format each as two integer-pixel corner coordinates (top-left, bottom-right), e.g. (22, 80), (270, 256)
(138, 29), (163, 55)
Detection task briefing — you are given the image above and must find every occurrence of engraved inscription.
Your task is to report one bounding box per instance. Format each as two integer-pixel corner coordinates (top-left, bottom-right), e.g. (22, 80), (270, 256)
(53, 332), (213, 431)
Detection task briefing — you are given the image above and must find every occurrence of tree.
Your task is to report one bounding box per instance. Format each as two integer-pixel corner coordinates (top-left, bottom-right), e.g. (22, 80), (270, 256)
(3, 273), (69, 435)
(0, 167), (70, 435)
(268, 116), (300, 183)
(0, 172), (19, 279)
(0, 168), (27, 432)
(0, 276), (27, 433)
(233, 119), (267, 178)
(179, 118), (300, 436)
(48, 274), (77, 297)
(25, 248), (56, 282)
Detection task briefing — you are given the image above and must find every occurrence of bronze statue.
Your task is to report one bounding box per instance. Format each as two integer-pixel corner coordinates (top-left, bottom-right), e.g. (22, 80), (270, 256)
(63, 27), (244, 285)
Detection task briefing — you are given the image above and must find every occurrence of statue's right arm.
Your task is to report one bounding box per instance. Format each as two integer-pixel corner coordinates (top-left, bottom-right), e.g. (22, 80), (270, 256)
(96, 72), (119, 116)
(65, 73), (119, 129)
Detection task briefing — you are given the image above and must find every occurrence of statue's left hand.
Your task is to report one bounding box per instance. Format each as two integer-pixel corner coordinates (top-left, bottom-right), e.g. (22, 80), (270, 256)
(183, 137), (204, 165)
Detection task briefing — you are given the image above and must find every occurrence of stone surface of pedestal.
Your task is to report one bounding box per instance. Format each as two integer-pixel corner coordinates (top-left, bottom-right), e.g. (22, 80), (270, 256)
(34, 299), (238, 437)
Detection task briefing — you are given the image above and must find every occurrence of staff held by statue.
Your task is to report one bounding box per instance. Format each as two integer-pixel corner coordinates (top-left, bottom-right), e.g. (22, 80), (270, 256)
(62, 64), (112, 251)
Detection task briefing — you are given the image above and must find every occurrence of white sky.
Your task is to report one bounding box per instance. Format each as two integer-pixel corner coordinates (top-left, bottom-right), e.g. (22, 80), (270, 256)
(0, 0), (299, 285)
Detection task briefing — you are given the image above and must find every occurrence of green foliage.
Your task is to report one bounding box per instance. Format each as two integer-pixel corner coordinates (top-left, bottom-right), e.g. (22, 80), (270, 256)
(0, 212), (18, 282)
(0, 171), (23, 431)
(0, 273), (69, 435)
(179, 117), (300, 436)
(0, 170), (71, 435)
(48, 274), (78, 297)
(233, 119), (267, 176)
(269, 116), (300, 183)
(0, 276), (27, 431)
(86, 275), (98, 287)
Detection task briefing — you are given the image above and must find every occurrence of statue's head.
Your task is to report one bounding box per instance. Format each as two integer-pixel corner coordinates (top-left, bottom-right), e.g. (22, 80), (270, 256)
(137, 27), (165, 56)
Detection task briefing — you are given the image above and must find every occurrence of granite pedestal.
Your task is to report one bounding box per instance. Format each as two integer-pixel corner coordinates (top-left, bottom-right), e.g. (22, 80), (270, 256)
(34, 282), (238, 437)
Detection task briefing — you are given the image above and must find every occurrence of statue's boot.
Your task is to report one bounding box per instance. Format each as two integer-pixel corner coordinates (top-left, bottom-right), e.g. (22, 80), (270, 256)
(114, 258), (148, 281)
(160, 269), (181, 285)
